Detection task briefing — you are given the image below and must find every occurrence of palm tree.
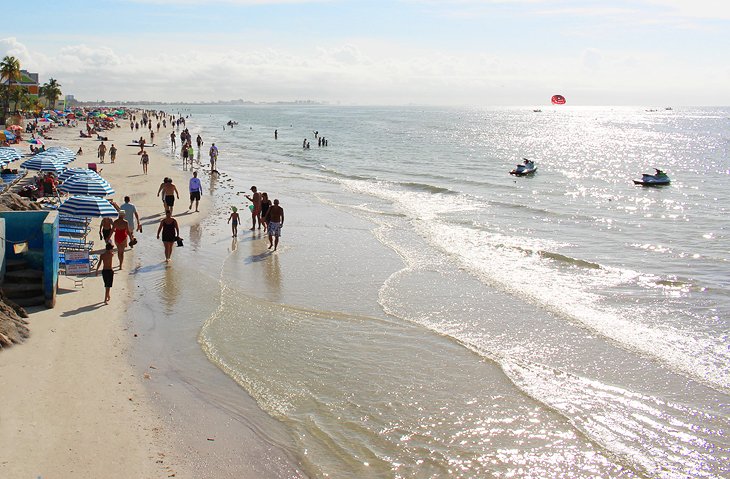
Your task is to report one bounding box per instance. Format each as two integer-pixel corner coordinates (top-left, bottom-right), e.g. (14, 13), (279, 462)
(41, 78), (62, 109)
(0, 55), (21, 123)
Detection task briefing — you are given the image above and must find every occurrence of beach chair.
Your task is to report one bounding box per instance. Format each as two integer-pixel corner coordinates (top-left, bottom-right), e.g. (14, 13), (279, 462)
(58, 237), (94, 252)
(59, 225), (91, 238)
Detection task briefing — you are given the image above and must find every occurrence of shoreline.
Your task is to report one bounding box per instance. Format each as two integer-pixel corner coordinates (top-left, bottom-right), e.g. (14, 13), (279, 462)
(0, 113), (302, 477)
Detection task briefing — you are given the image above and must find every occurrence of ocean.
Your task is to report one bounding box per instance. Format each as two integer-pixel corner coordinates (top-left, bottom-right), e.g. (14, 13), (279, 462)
(135, 105), (729, 478)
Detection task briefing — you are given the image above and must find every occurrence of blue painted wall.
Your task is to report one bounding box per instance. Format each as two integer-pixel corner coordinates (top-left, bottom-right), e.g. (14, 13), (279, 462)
(0, 210), (59, 307)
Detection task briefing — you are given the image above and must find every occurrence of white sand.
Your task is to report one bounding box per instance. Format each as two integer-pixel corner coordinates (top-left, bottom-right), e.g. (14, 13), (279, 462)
(0, 115), (208, 478)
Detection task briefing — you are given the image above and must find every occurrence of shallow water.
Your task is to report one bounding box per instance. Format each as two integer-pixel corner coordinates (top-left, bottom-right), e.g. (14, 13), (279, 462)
(156, 105), (728, 478)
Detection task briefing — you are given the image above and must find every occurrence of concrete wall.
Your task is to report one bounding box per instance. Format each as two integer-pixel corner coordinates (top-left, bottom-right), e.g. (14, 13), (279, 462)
(0, 210), (59, 308)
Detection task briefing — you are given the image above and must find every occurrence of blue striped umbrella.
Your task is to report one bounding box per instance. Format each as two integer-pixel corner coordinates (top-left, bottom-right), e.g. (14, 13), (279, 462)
(58, 176), (115, 196)
(59, 168), (105, 183)
(0, 147), (22, 160)
(20, 156), (66, 173)
(58, 195), (118, 217)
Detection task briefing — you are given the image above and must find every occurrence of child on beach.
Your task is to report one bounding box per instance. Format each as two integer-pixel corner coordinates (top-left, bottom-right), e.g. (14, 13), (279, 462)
(228, 206), (240, 237)
(96, 243), (115, 304)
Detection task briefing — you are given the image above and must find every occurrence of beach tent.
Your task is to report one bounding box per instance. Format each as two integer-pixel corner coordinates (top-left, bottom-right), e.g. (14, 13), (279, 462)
(58, 175), (114, 197)
(58, 195), (118, 217)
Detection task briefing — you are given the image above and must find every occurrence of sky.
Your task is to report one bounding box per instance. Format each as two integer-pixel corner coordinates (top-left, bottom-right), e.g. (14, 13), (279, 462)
(1, 0), (729, 105)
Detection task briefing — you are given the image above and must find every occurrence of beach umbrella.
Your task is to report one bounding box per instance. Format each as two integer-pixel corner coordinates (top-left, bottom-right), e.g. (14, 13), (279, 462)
(0, 147), (22, 160)
(58, 176), (115, 197)
(66, 113), (76, 119)
(58, 168), (105, 183)
(20, 156), (66, 173)
(59, 195), (118, 218)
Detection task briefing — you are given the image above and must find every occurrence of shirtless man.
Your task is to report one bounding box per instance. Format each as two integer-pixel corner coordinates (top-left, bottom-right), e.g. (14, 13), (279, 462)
(98, 141), (107, 163)
(112, 211), (130, 268)
(96, 243), (115, 304)
(99, 216), (114, 244)
(157, 177), (180, 215)
(245, 185), (261, 230)
(265, 199), (284, 251)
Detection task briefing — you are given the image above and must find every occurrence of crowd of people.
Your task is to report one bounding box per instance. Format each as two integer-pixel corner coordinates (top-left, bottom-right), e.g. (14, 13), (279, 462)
(90, 107), (296, 303)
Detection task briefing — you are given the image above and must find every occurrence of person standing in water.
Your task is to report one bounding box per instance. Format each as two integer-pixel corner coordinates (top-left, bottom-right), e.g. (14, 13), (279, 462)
(265, 199), (284, 251)
(209, 143), (219, 172)
(228, 206), (240, 237)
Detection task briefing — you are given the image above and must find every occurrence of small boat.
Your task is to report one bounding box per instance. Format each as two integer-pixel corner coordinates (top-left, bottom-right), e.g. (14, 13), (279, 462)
(633, 169), (670, 186)
(510, 159), (537, 176)
(533, 109), (542, 113)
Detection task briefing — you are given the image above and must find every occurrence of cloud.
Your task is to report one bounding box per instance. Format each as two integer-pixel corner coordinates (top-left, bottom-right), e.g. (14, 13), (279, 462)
(0, 37), (35, 66)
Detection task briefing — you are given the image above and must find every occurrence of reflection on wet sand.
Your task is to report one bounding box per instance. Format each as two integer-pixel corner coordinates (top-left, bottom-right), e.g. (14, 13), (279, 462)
(161, 263), (181, 314)
(264, 252), (282, 300)
(189, 223), (203, 251)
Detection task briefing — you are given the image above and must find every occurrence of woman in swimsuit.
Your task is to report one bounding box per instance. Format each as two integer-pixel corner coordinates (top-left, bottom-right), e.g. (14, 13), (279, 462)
(157, 210), (179, 262)
(112, 212), (130, 269)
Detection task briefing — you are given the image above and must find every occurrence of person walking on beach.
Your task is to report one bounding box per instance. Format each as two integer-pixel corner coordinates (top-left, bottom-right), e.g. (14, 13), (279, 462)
(265, 199), (284, 251)
(112, 211), (130, 269)
(245, 186), (262, 230)
(100, 216), (113, 244)
(187, 144), (195, 167)
(157, 177), (180, 215)
(119, 196), (141, 247)
(182, 143), (189, 167)
(140, 150), (149, 174)
(260, 192), (271, 233)
(196, 134), (203, 150)
(96, 243), (115, 304)
(228, 206), (240, 237)
(189, 171), (202, 212)
(157, 210), (179, 263)
(98, 141), (107, 163)
(209, 143), (219, 172)
(170, 131), (176, 151)
(109, 144), (117, 163)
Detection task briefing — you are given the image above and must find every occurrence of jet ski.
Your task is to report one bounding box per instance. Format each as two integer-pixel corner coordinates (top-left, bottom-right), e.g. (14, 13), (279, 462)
(633, 169), (670, 186)
(510, 159), (537, 176)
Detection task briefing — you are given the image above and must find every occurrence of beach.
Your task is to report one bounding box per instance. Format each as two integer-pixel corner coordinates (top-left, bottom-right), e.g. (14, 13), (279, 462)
(0, 115), (302, 478)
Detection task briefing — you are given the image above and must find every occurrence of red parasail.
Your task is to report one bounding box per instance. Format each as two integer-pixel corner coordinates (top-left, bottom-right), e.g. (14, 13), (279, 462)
(551, 94), (566, 105)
